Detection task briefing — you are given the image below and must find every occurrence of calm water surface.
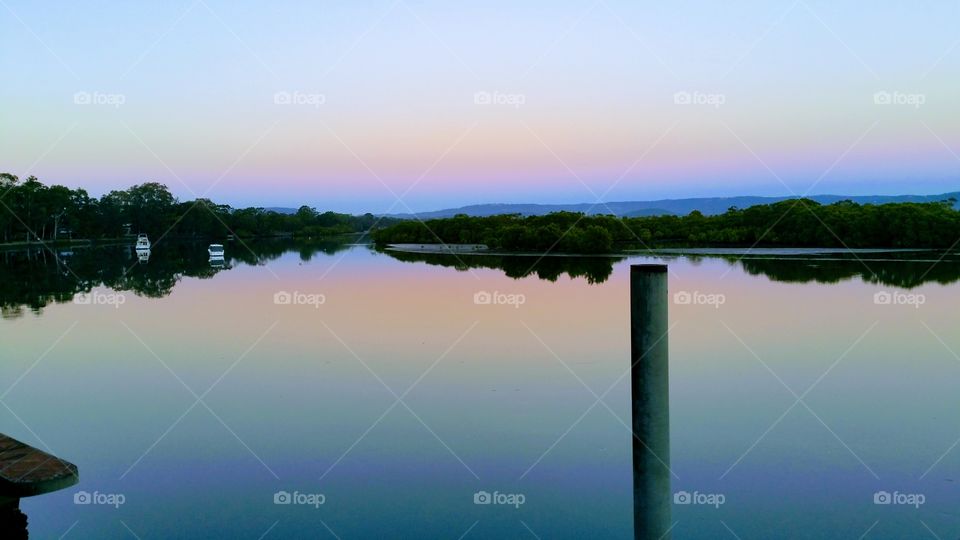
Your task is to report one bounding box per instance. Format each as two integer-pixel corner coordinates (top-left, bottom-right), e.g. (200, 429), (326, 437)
(2, 242), (959, 539)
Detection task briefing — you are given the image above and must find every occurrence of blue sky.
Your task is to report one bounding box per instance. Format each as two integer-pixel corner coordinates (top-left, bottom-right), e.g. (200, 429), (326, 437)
(1, 0), (958, 212)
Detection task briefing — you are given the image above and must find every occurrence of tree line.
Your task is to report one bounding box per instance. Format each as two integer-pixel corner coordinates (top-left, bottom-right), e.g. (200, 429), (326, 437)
(0, 173), (398, 245)
(372, 198), (960, 252)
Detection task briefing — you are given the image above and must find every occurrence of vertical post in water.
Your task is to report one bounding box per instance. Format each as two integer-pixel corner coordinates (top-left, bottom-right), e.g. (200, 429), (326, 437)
(630, 264), (671, 540)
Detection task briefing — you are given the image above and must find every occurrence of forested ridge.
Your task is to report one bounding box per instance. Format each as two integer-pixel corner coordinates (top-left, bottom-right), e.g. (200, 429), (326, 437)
(373, 198), (960, 252)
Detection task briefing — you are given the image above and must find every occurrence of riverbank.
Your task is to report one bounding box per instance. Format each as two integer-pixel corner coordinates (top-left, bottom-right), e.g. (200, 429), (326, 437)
(0, 231), (373, 253)
(0, 239), (95, 252)
(384, 243), (488, 253)
(384, 243), (943, 258)
(629, 247), (938, 256)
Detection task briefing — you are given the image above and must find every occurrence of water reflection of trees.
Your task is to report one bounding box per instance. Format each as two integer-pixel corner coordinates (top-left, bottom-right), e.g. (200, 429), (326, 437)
(0, 239), (353, 319)
(734, 256), (960, 289)
(4, 242), (957, 319)
(382, 248), (960, 290)
(379, 249), (621, 284)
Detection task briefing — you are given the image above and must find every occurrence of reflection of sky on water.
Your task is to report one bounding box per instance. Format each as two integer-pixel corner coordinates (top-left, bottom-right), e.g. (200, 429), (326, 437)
(2, 245), (959, 538)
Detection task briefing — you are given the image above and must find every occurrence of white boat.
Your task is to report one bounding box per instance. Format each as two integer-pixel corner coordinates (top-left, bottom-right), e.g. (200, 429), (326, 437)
(208, 244), (225, 259)
(135, 234), (151, 250)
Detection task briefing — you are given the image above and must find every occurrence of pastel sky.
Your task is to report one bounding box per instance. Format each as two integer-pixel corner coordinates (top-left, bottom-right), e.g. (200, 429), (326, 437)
(1, 0), (958, 213)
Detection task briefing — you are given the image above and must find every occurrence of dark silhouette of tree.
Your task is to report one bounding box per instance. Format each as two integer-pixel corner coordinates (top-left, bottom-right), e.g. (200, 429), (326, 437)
(0, 173), (399, 245)
(373, 199), (960, 251)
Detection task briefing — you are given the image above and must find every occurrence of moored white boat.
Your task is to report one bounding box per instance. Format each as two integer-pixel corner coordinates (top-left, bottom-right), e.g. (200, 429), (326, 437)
(208, 244), (225, 259)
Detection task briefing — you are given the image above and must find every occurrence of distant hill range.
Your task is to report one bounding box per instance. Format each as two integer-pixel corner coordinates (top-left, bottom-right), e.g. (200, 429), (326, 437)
(383, 192), (960, 219)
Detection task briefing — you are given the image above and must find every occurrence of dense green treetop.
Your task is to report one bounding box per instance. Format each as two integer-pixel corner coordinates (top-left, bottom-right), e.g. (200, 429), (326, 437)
(373, 198), (960, 251)
(0, 174), (397, 244)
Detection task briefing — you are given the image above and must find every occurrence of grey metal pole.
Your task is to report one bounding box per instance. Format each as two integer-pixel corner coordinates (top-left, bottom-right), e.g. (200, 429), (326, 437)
(630, 264), (671, 540)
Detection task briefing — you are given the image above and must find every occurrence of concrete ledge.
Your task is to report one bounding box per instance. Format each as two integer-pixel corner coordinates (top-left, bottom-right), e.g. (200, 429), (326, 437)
(0, 434), (78, 498)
